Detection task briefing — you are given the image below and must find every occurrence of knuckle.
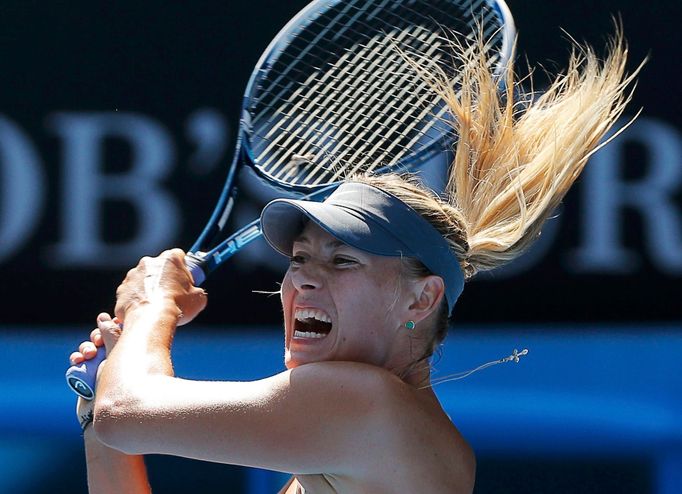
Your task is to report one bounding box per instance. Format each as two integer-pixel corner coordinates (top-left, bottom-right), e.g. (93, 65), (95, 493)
(169, 251), (187, 268)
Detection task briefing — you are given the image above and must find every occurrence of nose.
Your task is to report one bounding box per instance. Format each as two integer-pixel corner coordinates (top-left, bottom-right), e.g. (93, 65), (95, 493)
(289, 261), (324, 292)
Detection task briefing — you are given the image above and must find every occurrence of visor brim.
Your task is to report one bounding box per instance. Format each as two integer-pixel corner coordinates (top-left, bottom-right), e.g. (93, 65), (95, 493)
(260, 198), (411, 258)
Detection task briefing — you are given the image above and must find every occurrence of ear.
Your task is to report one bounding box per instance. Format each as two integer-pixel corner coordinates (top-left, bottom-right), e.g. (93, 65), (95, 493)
(407, 275), (445, 323)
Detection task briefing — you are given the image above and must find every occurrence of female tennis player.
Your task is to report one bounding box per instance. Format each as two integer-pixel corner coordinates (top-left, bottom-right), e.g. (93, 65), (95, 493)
(70, 31), (640, 493)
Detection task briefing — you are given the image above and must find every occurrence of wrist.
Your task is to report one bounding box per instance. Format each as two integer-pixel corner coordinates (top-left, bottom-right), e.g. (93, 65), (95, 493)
(79, 407), (94, 433)
(123, 300), (182, 325)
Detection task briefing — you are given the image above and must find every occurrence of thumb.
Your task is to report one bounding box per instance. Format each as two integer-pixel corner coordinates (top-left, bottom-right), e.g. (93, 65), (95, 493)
(96, 312), (122, 355)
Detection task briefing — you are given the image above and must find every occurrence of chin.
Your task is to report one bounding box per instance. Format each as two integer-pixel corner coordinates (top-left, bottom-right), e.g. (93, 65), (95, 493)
(284, 350), (326, 369)
(284, 350), (300, 369)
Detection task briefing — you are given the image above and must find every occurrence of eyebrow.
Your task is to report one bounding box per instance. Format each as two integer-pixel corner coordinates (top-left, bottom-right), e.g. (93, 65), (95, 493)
(293, 235), (345, 250)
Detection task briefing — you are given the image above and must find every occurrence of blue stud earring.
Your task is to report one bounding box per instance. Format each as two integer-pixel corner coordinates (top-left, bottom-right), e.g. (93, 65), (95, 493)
(405, 320), (416, 330)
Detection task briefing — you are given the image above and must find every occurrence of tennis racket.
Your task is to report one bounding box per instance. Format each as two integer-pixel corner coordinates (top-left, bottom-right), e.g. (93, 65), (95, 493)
(66, 0), (516, 399)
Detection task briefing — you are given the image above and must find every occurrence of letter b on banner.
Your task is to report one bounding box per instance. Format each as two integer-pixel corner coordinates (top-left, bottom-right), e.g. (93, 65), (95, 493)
(50, 113), (180, 267)
(0, 117), (45, 264)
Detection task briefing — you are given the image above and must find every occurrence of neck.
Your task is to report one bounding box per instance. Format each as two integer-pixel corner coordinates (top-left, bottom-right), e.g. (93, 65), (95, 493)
(392, 357), (433, 389)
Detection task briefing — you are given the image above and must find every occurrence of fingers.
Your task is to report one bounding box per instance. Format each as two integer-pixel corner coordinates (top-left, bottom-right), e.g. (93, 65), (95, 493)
(156, 249), (194, 287)
(69, 351), (85, 365)
(131, 249), (188, 276)
(115, 249), (194, 320)
(190, 286), (208, 308)
(69, 340), (96, 364)
(162, 248), (186, 265)
(176, 284), (208, 326)
(90, 328), (103, 347)
(97, 312), (122, 353)
(70, 312), (121, 366)
(79, 340), (97, 355)
(115, 249), (210, 325)
(97, 312), (113, 324)
(70, 328), (103, 365)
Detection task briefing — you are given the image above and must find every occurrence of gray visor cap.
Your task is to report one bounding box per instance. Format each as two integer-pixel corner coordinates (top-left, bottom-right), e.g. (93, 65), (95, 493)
(259, 182), (464, 313)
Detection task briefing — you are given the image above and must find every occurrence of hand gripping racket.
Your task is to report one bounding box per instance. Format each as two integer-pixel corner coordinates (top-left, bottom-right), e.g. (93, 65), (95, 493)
(66, 0), (516, 399)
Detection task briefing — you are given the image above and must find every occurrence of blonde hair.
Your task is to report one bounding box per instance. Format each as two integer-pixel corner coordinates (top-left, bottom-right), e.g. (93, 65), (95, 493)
(363, 26), (643, 280)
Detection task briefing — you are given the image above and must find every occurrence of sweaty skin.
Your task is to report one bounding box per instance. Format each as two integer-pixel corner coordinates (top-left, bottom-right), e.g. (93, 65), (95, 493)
(76, 224), (474, 493)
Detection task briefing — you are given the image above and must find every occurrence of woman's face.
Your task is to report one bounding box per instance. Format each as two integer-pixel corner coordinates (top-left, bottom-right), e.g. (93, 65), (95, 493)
(280, 222), (412, 369)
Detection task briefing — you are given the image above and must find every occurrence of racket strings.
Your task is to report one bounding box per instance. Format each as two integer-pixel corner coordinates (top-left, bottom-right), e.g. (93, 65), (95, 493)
(257, 31), (436, 180)
(260, 28), (450, 179)
(317, 38), (450, 183)
(267, 0), (501, 88)
(250, 1), (363, 109)
(259, 33), (398, 149)
(248, 0), (507, 187)
(254, 1), (472, 105)
(269, 28), (444, 183)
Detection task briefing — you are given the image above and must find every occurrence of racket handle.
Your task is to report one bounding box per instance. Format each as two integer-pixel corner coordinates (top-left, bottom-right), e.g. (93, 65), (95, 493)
(185, 252), (207, 286)
(65, 350), (106, 400)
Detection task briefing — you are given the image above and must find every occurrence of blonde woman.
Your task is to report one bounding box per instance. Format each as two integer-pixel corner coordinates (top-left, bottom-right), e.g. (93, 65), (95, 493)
(70, 30), (641, 493)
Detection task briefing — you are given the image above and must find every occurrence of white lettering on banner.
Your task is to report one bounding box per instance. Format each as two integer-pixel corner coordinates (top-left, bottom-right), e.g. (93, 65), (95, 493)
(570, 118), (682, 273)
(48, 113), (180, 266)
(185, 108), (230, 175)
(0, 111), (678, 277)
(0, 116), (46, 263)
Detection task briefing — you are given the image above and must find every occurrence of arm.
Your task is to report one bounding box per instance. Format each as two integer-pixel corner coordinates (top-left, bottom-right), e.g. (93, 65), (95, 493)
(96, 335), (397, 475)
(71, 326), (151, 494)
(84, 426), (150, 494)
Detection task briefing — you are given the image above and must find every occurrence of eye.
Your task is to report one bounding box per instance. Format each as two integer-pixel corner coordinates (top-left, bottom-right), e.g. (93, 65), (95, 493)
(333, 256), (357, 266)
(289, 254), (306, 266)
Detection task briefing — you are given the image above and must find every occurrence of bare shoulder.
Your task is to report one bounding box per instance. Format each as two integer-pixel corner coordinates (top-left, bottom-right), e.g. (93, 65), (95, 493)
(278, 361), (410, 423)
(283, 361), (445, 415)
(375, 375), (476, 492)
(290, 362), (475, 491)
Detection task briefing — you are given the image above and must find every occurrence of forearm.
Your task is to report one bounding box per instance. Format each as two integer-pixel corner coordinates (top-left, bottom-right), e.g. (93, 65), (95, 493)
(84, 426), (151, 494)
(92, 250), (206, 451)
(96, 249), (205, 403)
(99, 303), (180, 393)
(93, 303), (180, 448)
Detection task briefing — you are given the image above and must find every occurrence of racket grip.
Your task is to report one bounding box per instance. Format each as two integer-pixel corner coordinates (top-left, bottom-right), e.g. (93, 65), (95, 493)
(65, 350), (106, 400)
(185, 252), (207, 286)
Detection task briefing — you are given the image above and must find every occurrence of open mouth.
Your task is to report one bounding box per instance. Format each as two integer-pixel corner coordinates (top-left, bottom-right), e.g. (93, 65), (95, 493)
(293, 308), (332, 340)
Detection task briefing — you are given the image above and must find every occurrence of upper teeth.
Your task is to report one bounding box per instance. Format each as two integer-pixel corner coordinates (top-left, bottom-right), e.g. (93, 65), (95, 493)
(295, 308), (331, 323)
